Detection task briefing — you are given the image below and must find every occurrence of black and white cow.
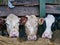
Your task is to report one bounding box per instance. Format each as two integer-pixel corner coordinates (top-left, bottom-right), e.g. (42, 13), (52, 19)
(41, 14), (55, 39)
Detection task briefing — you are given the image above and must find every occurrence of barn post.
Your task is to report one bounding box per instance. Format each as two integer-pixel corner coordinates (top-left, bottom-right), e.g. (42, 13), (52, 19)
(39, 0), (46, 17)
(38, 0), (46, 36)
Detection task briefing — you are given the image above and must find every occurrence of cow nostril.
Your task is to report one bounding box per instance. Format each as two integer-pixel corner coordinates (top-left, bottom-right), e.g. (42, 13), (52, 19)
(11, 36), (17, 38)
(45, 37), (48, 38)
(28, 37), (31, 40)
(13, 27), (15, 28)
(34, 37), (36, 40)
(28, 37), (36, 41)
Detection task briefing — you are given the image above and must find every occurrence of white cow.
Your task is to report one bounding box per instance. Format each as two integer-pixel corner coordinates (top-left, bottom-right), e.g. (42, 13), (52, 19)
(6, 14), (20, 38)
(25, 15), (38, 41)
(42, 14), (55, 39)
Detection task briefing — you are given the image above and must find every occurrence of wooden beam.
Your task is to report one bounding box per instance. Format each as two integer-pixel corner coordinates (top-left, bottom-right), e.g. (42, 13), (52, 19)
(39, 0), (46, 17)
(0, 0), (39, 6)
(0, 6), (39, 17)
(46, 5), (60, 14)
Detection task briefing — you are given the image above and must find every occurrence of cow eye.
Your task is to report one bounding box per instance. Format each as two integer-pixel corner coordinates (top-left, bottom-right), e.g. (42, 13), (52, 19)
(6, 23), (9, 26)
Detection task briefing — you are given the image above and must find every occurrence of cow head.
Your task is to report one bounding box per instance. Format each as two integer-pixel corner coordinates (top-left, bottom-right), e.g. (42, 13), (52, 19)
(42, 14), (55, 39)
(0, 14), (28, 38)
(25, 15), (38, 41)
(5, 14), (20, 38)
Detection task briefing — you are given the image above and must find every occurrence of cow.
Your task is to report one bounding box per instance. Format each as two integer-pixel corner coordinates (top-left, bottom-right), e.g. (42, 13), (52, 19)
(0, 14), (28, 38)
(5, 14), (20, 38)
(21, 15), (38, 41)
(41, 14), (55, 39)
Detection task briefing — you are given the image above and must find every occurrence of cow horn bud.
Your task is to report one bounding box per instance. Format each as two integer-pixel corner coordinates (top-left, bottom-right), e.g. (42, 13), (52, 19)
(38, 18), (45, 25)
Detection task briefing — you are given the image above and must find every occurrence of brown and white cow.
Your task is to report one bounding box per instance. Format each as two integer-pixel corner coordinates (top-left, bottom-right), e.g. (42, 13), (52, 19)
(20, 15), (45, 41)
(5, 14), (20, 38)
(23, 15), (39, 41)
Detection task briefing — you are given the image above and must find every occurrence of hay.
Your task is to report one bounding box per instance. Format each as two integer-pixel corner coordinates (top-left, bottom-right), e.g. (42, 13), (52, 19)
(52, 30), (60, 45)
(0, 36), (56, 45)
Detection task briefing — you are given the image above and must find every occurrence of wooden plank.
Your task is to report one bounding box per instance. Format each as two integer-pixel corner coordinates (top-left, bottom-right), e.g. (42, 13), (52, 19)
(46, 0), (54, 3)
(0, 5), (60, 17)
(1, 0), (60, 6)
(0, 0), (39, 6)
(46, 0), (60, 5)
(0, 6), (39, 17)
(46, 5), (60, 14)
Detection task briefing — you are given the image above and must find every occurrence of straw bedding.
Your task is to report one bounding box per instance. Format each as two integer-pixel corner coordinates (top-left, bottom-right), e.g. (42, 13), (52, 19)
(0, 36), (56, 45)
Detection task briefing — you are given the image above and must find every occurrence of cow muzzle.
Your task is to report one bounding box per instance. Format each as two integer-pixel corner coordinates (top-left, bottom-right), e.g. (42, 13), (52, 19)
(27, 35), (37, 41)
(10, 31), (19, 38)
(42, 33), (52, 39)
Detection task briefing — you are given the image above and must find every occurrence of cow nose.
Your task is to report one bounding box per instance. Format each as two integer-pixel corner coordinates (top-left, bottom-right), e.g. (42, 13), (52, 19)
(11, 36), (17, 38)
(13, 26), (15, 28)
(10, 32), (19, 38)
(28, 36), (37, 41)
(43, 34), (50, 39)
(45, 36), (48, 38)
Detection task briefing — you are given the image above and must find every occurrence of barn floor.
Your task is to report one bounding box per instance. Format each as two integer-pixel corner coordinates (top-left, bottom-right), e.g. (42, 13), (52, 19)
(0, 30), (60, 45)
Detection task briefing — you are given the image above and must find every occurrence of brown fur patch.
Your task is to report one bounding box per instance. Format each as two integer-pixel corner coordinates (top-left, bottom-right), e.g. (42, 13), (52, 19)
(20, 16), (28, 25)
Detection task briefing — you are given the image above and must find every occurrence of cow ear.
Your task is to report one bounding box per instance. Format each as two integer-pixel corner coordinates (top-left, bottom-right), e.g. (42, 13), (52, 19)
(38, 18), (45, 25)
(19, 16), (28, 25)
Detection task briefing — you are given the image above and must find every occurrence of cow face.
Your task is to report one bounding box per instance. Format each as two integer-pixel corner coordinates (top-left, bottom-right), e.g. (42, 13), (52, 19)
(42, 14), (55, 39)
(25, 15), (38, 41)
(6, 14), (20, 38)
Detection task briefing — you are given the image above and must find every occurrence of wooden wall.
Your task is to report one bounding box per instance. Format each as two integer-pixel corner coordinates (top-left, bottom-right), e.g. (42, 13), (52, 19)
(0, 0), (60, 17)
(0, 0), (39, 17)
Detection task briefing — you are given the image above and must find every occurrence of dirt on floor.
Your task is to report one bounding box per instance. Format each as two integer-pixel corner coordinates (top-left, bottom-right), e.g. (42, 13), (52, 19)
(0, 36), (55, 45)
(51, 30), (60, 45)
(0, 30), (60, 45)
